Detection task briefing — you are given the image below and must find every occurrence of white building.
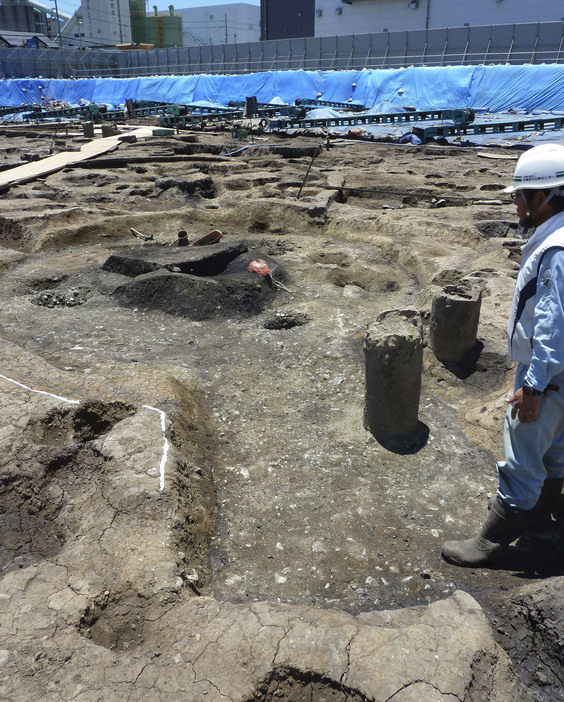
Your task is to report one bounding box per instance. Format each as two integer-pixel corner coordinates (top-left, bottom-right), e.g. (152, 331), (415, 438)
(179, 2), (259, 46)
(80, 0), (132, 47)
(314, 0), (564, 37)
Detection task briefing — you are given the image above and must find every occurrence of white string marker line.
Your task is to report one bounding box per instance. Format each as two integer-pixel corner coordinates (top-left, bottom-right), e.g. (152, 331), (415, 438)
(143, 405), (169, 492)
(0, 373), (80, 405)
(0, 373), (169, 493)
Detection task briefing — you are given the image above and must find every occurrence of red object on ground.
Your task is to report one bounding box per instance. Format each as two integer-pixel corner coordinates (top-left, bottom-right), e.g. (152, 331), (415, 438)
(247, 259), (272, 276)
(191, 230), (223, 246)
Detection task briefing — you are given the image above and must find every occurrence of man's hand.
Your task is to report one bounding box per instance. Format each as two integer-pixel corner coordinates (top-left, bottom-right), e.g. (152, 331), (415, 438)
(506, 387), (541, 423)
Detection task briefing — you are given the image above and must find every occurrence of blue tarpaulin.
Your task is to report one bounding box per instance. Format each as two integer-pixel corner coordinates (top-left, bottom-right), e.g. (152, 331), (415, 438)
(0, 64), (563, 113)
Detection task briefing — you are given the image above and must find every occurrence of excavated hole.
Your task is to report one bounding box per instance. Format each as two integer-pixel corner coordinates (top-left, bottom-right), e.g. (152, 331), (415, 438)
(27, 274), (69, 291)
(431, 268), (472, 287)
(263, 312), (308, 330)
(73, 401), (134, 441)
(0, 469), (68, 573)
(3, 399), (133, 575)
(239, 238), (296, 256)
(308, 247), (408, 293)
(346, 192), (415, 210)
(325, 265), (400, 292)
(0, 444), (102, 575)
(25, 400), (134, 445)
(78, 591), (150, 651)
(245, 667), (369, 702)
(480, 183), (506, 191)
(241, 146), (319, 161)
(475, 220), (519, 239)
(0, 215), (29, 248)
(345, 189), (470, 210)
(249, 220), (269, 233)
(24, 405), (76, 446)
(309, 251), (353, 267)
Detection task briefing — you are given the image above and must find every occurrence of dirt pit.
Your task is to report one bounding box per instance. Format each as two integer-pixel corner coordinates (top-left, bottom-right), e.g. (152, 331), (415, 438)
(0, 125), (562, 700)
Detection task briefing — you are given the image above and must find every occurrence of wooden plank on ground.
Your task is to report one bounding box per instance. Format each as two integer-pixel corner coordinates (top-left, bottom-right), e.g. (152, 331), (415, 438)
(0, 126), (156, 191)
(477, 151), (519, 160)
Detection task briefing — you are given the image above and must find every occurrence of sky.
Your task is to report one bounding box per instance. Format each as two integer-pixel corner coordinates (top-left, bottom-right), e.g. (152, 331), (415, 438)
(55, 0), (260, 20)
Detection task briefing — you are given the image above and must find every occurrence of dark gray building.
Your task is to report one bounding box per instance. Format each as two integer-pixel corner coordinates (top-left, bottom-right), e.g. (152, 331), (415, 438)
(260, 0), (314, 40)
(0, 0), (48, 35)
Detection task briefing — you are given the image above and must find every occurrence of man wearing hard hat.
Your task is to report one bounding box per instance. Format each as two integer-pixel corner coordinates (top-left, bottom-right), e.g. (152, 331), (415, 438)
(442, 143), (564, 567)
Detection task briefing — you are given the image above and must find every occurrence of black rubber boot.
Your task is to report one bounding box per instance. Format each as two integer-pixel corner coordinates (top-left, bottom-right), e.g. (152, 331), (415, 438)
(527, 478), (564, 531)
(441, 497), (531, 567)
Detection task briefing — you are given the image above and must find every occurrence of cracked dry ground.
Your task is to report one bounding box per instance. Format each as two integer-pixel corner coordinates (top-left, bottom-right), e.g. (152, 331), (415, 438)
(1, 127), (563, 701)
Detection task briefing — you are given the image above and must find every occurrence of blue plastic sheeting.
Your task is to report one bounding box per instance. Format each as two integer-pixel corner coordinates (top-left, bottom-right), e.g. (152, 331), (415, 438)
(41, 78), (99, 104)
(1, 64), (564, 114)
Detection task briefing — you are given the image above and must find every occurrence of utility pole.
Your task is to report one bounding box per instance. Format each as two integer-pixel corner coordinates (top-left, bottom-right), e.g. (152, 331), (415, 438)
(117, 0), (124, 43)
(50, 0), (63, 47)
(224, 13), (228, 43)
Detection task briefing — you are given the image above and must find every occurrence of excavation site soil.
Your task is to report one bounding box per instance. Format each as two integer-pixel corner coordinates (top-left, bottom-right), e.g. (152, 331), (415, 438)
(2, 125), (564, 700)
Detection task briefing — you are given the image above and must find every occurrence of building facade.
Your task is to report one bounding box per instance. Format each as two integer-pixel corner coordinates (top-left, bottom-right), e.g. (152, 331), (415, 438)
(0, 0), (70, 44)
(0, 1), (48, 35)
(313, 0), (564, 37)
(179, 3), (259, 46)
(260, 0), (314, 40)
(129, 1), (182, 49)
(80, 0), (132, 46)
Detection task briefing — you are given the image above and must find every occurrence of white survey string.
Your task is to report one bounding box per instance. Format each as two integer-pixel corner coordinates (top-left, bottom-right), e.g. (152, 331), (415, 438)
(0, 373), (80, 404)
(0, 373), (169, 492)
(142, 405), (169, 492)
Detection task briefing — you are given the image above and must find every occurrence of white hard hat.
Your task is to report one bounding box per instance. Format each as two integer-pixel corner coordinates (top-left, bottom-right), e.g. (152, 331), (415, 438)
(504, 143), (564, 193)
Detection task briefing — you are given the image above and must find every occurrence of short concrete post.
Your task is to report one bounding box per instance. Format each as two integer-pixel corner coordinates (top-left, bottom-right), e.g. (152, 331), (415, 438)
(429, 282), (482, 363)
(364, 309), (423, 446)
(82, 121), (95, 139)
(101, 124), (117, 138)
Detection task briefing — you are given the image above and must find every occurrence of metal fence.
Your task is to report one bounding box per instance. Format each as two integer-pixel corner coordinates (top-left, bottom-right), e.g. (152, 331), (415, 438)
(1, 21), (563, 79)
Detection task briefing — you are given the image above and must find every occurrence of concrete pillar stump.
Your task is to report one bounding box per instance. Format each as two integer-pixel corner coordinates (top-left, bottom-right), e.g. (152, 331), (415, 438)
(429, 282), (482, 363)
(82, 121), (95, 139)
(364, 309), (423, 449)
(101, 124), (117, 138)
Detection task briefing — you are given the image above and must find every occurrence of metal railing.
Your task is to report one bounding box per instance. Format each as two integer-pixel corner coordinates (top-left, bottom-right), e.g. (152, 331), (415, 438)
(0, 21), (562, 79)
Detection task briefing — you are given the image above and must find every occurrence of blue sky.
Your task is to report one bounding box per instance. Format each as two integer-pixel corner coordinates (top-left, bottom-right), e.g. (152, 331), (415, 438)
(56, 0), (260, 20)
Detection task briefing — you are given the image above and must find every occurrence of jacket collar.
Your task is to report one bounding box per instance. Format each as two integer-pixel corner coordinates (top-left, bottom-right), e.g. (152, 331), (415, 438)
(521, 211), (564, 256)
